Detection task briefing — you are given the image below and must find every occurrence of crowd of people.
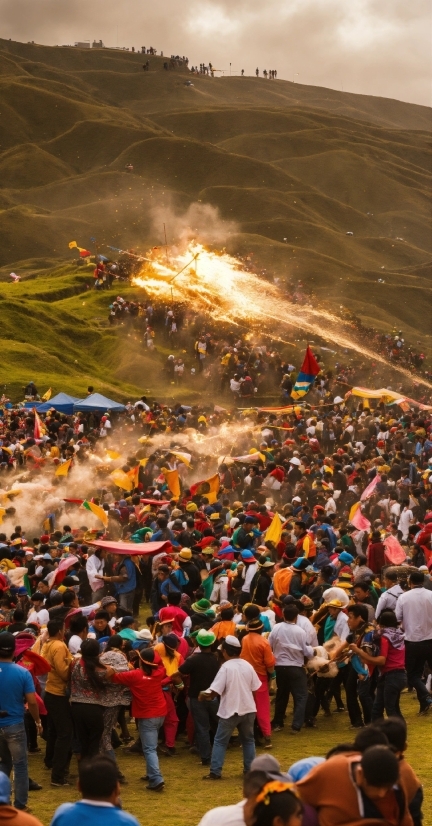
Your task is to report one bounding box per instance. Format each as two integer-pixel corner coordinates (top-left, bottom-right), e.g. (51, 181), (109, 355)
(0, 380), (431, 823)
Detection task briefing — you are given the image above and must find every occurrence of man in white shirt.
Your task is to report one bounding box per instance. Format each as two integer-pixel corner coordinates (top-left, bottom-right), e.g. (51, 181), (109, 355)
(396, 570), (432, 714)
(375, 570), (404, 618)
(268, 604), (314, 733)
(86, 548), (107, 602)
(199, 635), (260, 779)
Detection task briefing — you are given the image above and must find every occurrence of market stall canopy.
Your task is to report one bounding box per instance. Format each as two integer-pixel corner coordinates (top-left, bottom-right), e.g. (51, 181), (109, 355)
(36, 393), (80, 414)
(73, 393), (126, 413)
(88, 540), (172, 556)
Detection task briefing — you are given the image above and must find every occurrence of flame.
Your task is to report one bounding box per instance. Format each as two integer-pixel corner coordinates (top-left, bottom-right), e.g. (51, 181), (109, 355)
(133, 242), (432, 391)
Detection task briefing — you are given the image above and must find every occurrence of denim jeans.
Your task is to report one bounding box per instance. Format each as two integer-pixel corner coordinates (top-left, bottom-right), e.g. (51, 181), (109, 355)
(118, 591), (135, 613)
(0, 722), (28, 809)
(357, 675), (374, 725)
(273, 666), (308, 731)
(210, 712), (256, 778)
(372, 670), (407, 720)
(189, 697), (219, 761)
(137, 716), (165, 788)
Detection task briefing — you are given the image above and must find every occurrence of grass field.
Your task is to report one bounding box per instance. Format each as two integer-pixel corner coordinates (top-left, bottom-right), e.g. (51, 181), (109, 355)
(27, 691), (430, 825)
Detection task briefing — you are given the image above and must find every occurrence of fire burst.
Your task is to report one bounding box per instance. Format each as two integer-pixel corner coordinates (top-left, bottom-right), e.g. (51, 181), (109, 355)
(132, 241), (432, 391)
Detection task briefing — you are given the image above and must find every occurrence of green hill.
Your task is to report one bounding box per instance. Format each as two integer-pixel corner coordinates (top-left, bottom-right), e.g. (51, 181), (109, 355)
(0, 38), (431, 400)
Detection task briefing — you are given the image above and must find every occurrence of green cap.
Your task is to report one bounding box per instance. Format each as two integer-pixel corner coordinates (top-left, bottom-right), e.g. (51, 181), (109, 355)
(196, 629), (216, 647)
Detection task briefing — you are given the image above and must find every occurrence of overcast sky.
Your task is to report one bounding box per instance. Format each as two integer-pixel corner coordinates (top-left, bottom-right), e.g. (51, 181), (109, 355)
(1, 0), (431, 106)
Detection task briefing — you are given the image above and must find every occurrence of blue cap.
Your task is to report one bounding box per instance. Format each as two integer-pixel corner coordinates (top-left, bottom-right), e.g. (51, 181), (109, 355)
(339, 551), (354, 564)
(240, 550), (255, 560)
(0, 773), (10, 804)
(292, 557), (309, 570)
(17, 587), (28, 595)
(287, 757), (325, 782)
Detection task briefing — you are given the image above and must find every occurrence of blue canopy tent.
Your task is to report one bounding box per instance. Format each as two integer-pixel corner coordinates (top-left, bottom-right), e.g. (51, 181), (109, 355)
(73, 393), (126, 413)
(36, 392), (80, 414)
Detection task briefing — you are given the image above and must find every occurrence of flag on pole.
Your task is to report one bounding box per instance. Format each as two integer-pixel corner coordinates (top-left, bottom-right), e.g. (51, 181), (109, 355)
(360, 474), (381, 501)
(291, 346), (320, 400)
(265, 513), (283, 545)
(349, 501), (371, 531)
(82, 500), (108, 527)
(109, 469), (133, 492)
(33, 408), (45, 439)
(127, 465), (140, 490)
(55, 458), (72, 477)
(42, 388), (52, 402)
(190, 473), (220, 504)
(162, 468), (181, 500)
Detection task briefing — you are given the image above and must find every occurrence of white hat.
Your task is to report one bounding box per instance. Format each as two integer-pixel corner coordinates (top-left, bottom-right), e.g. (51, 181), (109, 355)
(292, 496), (302, 503)
(224, 635), (241, 648)
(289, 457), (301, 466)
(136, 628), (153, 640)
(333, 396), (344, 404)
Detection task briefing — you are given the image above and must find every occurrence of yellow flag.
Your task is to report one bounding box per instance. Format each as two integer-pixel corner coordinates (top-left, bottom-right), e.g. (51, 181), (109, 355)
(349, 501), (361, 523)
(68, 241), (78, 249)
(163, 468), (180, 500)
(170, 451), (192, 468)
(109, 469), (133, 492)
(139, 458), (149, 467)
(42, 388), (52, 401)
(127, 465), (140, 489)
(55, 459), (72, 477)
(82, 500), (108, 528)
(265, 513), (283, 545)
(0, 508), (6, 525)
(190, 473), (220, 505)
(106, 450), (121, 460)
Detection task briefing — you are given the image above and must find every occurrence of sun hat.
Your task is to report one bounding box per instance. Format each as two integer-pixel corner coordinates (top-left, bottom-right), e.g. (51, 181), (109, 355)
(201, 547), (215, 556)
(326, 599), (344, 608)
(191, 598), (212, 614)
(210, 513), (220, 521)
(339, 551), (354, 564)
(240, 550), (255, 561)
(186, 502), (198, 512)
(135, 628), (153, 640)
(289, 457), (301, 466)
(196, 629), (216, 647)
(101, 596), (118, 608)
(11, 538), (23, 546)
(178, 548), (192, 560)
(258, 555), (275, 568)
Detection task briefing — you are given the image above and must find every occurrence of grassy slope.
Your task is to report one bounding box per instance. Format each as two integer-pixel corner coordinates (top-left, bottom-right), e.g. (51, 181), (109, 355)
(0, 39), (431, 399)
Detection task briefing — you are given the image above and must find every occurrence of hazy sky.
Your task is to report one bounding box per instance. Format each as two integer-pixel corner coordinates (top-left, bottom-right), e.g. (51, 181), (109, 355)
(1, 0), (431, 106)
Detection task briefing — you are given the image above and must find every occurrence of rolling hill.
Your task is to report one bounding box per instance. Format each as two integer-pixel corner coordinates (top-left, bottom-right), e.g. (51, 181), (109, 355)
(0, 38), (431, 400)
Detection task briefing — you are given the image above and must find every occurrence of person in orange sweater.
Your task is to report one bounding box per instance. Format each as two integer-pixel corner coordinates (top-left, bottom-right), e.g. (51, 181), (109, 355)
(240, 618), (276, 748)
(211, 606), (237, 640)
(296, 745), (413, 826)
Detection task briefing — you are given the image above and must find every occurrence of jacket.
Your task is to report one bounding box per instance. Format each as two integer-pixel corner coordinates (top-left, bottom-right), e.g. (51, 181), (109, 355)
(41, 639), (73, 696)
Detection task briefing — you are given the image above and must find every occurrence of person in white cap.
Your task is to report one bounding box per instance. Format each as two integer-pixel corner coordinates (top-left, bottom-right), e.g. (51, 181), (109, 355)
(199, 635), (260, 780)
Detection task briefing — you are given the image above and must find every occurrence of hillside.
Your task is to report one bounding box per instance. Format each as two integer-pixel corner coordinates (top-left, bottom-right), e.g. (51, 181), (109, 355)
(0, 38), (431, 400)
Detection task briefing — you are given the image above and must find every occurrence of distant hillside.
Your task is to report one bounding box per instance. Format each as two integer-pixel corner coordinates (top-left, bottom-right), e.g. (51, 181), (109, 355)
(0, 39), (431, 399)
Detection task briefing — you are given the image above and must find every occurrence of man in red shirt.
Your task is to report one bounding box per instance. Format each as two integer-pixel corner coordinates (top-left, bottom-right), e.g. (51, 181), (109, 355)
(159, 592), (190, 638)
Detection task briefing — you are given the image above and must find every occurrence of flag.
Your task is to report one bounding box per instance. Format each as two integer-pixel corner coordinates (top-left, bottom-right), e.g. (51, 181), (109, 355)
(69, 240), (91, 257)
(52, 555), (79, 587)
(360, 474), (381, 501)
(162, 468), (181, 500)
(0, 508), (6, 525)
(170, 451), (192, 468)
(106, 450), (121, 460)
(190, 473), (220, 504)
(42, 388), (52, 401)
(291, 346), (320, 400)
(109, 469), (133, 491)
(43, 515), (54, 533)
(33, 408), (45, 439)
(55, 459), (72, 477)
(139, 458), (149, 467)
(82, 500), (108, 528)
(265, 513), (283, 545)
(127, 465), (140, 489)
(383, 535), (407, 565)
(349, 502), (371, 531)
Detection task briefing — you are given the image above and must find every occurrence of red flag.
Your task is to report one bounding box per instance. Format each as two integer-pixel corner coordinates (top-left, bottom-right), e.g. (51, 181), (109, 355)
(300, 346), (320, 377)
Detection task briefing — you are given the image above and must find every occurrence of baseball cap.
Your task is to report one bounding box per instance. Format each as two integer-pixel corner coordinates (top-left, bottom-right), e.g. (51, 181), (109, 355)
(0, 633), (16, 656)
(17, 587), (28, 595)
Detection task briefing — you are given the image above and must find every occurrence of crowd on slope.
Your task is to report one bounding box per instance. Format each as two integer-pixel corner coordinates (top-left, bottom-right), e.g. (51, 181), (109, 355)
(0, 385), (431, 823)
